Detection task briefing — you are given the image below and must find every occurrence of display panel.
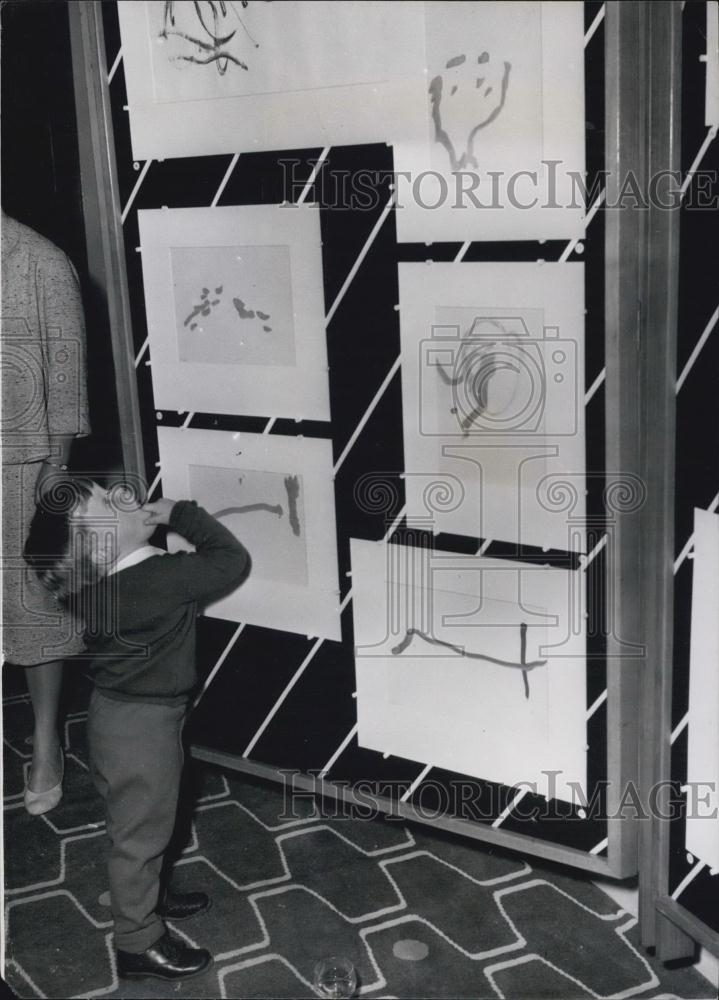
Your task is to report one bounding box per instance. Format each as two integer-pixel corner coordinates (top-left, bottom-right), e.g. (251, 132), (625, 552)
(685, 508), (719, 871)
(117, 0), (425, 159)
(159, 427), (341, 641)
(394, 1), (586, 242)
(399, 262), (586, 553)
(139, 204), (330, 421)
(351, 537), (587, 803)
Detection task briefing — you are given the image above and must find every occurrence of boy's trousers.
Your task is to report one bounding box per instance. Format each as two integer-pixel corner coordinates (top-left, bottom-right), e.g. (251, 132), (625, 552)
(87, 689), (188, 953)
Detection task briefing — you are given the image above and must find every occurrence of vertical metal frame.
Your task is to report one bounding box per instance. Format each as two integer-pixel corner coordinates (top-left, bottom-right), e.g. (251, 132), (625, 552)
(603, 0), (646, 879)
(67, 1), (145, 479)
(636, 0), (690, 958)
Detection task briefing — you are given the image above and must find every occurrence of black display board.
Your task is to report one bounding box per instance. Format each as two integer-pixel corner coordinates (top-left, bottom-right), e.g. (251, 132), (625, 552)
(89, 0), (638, 875)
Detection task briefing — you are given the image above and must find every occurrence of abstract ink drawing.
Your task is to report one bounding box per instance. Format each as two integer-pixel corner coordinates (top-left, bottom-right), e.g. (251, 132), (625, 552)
(429, 50), (511, 171)
(391, 622), (543, 699)
(184, 286), (223, 330)
(211, 473), (302, 538)
(184, 284), (273, 335)
(232, 297), (272, 333)
(170, 244), (295, 367)
(160, 0), (262, 75)
(284, 475), (301, 537)
(140, 205), (328, 420)
(432, 318), (524, 434)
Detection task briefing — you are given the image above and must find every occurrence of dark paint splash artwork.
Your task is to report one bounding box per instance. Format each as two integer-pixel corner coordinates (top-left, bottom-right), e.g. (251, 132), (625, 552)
(392, 622), (541, 699)
(212, 474), (301, 537)
(161, 1), (271, 76)
(184, 284), (272, 333)
(432, 319), (521, 434)
(429, 50), (511, 171)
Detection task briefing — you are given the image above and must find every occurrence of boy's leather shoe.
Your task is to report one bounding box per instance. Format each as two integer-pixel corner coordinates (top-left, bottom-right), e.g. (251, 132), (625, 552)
(117, 931), (212, 980)
(158, 890), (211, 920)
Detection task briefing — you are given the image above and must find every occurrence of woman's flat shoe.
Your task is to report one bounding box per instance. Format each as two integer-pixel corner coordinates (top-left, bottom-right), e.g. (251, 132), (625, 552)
(24, 750), (64, 816)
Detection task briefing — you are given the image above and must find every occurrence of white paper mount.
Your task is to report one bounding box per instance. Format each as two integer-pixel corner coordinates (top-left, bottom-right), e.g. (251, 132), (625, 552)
(158, 427), (342, 641)
(351, 537), (588, 803)
(398, 261), (586, 554)
(139, 204), (330, 421)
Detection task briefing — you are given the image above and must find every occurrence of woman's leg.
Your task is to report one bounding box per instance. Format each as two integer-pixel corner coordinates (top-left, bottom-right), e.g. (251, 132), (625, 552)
(24, 659), (64, 792)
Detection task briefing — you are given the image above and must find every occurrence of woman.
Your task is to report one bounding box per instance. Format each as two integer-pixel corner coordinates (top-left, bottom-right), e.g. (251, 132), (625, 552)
(1, 211), (90, 814)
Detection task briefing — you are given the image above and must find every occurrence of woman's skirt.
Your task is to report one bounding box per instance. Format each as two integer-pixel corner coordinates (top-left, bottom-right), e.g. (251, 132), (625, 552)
(2, 461), (85, 666)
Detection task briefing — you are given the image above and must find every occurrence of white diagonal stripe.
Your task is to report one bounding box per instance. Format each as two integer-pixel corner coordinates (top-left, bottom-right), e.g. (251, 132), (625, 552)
(671, 859), (705, 900)
(676, 305), (719, 393)
(681, 126), (718, 198)
(581, 534), (607, 569)
(400, 764), (433, 802)
(121, 159), (152, 223)
(670, 712), (689, 744)
(585, 368), (606, 404)
(146, 471), (162, 501)
(586, 689), (607, 720)
(319, 723), (358, 778)
(193, 625), (245, 708)
(333, 356), (401, 475)
(134, 337), (149, 368)
(243, 638), (324, 757)
(108, 48), (123, 84)
(492, 787), (529, 828)
(584, 4), (605, 45)
(326, 192), (396, 325)
(211, 153), (239, 208)
(297, 148), (330, 204)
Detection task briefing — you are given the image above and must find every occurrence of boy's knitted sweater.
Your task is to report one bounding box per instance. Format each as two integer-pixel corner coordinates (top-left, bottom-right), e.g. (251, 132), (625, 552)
(82, 501), (250, 705)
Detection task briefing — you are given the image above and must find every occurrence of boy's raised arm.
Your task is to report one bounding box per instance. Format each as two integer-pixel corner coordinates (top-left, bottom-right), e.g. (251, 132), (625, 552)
(143, 498), (251, 604)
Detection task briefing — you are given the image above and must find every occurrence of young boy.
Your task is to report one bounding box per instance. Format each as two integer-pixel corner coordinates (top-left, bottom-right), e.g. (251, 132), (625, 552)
(25, 481), (251, 981)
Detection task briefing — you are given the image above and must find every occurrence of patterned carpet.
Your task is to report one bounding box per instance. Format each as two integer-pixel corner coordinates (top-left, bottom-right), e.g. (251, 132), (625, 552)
(2, 674), (715, 1000)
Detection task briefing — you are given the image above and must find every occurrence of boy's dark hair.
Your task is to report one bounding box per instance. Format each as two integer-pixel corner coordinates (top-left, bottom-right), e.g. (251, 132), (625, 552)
(23, 476), (96, 602)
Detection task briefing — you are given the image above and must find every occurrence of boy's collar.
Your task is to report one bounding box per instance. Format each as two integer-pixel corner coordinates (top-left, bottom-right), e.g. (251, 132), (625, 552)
(108, 545), (166, 576)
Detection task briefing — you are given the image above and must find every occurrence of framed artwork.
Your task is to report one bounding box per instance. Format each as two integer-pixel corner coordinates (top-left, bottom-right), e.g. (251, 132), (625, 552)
(685, 508), (719, 870)
(394, 1), (586, 242)
(138, 204), (330, 421)
(398, 261), (586, 553)
(117, 1), (425, 159)
(351, 537), (587, 802)
(158, 427), (341, 641)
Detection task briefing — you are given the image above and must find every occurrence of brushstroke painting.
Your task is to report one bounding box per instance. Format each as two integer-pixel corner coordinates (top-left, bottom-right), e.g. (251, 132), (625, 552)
(171, 245), (295, 367)
(138, 204), (330, 420)
(394, 2), (585, 243)
(427, 306), (547, 437)
(189, 464), (308, 587)
(425, 2), (541, 178)
(118, 1), (425, 158)
(159, 427), (341, 640)
(351, 537), (587, 802)
(399, 262), (586, 552)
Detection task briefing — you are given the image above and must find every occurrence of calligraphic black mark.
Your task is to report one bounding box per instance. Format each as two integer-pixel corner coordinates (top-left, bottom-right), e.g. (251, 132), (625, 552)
(213, 503), (283, 518)
(391, 624), (545, 699)
(284, 475), (301, 537)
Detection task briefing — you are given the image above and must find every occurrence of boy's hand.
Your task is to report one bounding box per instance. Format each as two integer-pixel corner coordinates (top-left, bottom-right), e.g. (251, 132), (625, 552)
(142, 498), (177, 526)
